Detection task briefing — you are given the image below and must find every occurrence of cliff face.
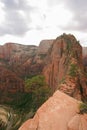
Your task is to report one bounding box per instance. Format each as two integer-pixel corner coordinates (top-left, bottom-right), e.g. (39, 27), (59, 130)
(0, 66), (24, 103)
(0, 41), (53, 101)
(0, 43), (38, 100)
(83, 47), (87, 72)
(43, 34), (87, 100)
(0, 42), (37, 61)
(19, 90), (87, 130)
(0, 43), (38, 76)
(0, 41), (52, 78)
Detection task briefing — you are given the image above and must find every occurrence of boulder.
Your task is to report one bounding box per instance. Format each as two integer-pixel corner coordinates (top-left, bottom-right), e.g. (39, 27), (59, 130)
(19, 90), (87, 130)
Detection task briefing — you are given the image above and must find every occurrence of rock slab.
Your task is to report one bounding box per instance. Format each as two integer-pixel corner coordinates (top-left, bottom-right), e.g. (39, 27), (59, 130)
(19, 91), (87, 130)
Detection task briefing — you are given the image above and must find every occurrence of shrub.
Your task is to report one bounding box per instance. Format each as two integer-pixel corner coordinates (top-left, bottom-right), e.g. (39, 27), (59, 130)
(25, 75), (51, 111)
(69, 64), (78, 77)
(59, 77), (65, 85)
(79, 102), (87, 114)
(38, 54), (47, 59)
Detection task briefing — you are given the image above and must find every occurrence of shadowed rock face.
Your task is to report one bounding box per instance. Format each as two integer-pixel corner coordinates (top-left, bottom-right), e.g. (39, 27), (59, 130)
(19, 90), (87, 130)
(0, 66), (24, 103)
(0, 43), (38, 98)
(83, 47), (87, 72)
(0, 66), (24, 93)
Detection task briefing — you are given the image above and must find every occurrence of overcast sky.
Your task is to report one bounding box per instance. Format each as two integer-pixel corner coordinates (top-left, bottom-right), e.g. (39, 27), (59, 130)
(0, 0), (87, 46)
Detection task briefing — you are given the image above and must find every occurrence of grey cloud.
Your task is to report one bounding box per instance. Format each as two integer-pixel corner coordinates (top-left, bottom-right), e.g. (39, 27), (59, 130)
(65, 0), (87, 12)
(1, 11), (29, 35)
(65, 13), (87, 32)
(47, 0), (87, 32)
(47, 0), (63, 6)
(2, 0), (33, 10)
(1, 0), (18, 9)
(1, 0), (87, 36)
(0, 0), (35, 36)
(63, 0), (87, 31)
(47, 0), (87, 11)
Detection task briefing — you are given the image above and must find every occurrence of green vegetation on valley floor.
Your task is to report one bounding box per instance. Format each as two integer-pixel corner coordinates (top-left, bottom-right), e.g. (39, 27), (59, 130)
(0, 75), (51, 130)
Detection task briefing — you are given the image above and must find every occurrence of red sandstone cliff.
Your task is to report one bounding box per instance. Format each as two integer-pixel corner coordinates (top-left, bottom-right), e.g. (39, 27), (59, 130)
(83, 47), (87, 72)
(0, 41), (52, 77)
(43, 34), (87, 100)
(19, 90), (87, 130)
(0, 41), (53, 99)
(0, 66), (24, 103)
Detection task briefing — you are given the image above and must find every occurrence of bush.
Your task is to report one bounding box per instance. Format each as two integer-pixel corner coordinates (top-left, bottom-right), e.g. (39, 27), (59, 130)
(1, 75), (51, 129)
(69, 64), (78, 77)
(25, 75), (51, 111)
(0, 119), (7, 130)
(79, 102), (87, 114)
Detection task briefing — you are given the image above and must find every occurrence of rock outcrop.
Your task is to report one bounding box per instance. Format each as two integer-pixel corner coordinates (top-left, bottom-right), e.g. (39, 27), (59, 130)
(19, 90), (87, 130)
(37, 40), (54, 54)
(43, 34), (87, 100)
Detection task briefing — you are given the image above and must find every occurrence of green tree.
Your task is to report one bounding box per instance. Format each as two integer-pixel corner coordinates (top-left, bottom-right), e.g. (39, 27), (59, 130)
(25, 75), (51, 111)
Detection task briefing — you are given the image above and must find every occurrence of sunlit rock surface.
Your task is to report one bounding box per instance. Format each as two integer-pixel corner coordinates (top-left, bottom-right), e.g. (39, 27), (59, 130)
(19, 91), (87, 130)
